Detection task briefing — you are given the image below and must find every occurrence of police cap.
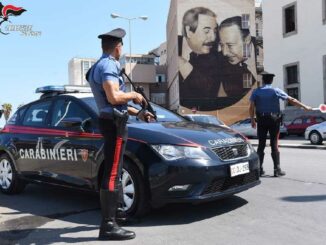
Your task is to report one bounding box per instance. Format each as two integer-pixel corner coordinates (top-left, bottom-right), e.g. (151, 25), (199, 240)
(98, 28), (126, 41)
(260, 71), (275, 78)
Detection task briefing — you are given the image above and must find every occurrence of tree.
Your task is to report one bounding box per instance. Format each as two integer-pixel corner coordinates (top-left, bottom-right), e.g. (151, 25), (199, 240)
(2, 103), (12, 123)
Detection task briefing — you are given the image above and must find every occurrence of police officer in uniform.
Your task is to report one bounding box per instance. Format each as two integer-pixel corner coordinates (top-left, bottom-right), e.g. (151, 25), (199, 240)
(87, 28), (154, 240)
(249, 71), (311, 177)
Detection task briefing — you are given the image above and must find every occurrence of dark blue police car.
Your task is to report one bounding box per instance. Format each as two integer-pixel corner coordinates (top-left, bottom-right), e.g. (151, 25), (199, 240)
(0, 86), (260, 217)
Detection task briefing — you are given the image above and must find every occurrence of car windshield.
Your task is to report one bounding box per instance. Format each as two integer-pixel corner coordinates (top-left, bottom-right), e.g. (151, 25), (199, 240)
(192, 116), (223, 125)
(81, 97), (184, 123)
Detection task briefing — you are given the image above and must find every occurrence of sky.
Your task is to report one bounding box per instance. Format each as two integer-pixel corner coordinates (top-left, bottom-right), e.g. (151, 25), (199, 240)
(0, 0), (170, 126)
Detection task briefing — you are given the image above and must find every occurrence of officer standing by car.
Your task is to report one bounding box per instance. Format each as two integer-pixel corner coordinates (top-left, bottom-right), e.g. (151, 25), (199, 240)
(249, 71), (312, 177)
(86, 28), (153, 241)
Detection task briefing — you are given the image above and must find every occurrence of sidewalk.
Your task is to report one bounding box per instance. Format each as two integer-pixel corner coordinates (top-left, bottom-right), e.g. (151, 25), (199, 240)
(249, 136), (326, 150)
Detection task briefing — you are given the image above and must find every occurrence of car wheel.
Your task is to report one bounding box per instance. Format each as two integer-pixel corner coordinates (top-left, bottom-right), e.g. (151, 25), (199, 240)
(121, 159), (150, 218)
(309, 131), (323, 145)
(0, 154), (26, 194)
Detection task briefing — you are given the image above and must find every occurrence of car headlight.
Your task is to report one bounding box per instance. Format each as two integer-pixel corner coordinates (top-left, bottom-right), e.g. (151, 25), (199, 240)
(151, 145), (211, 161)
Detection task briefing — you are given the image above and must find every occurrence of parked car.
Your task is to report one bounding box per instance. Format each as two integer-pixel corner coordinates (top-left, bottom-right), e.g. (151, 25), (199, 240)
(285, 116), (325, 136)
(304, 121), (326, 145)
(230, 118), (288, 138)
(0, 86), (260, 218)
(183, 114), (225, 126)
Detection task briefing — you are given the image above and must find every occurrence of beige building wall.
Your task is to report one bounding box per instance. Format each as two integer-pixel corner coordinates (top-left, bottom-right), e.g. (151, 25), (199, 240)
(167, 0), (179, 111)
(68, 58), (96, 86)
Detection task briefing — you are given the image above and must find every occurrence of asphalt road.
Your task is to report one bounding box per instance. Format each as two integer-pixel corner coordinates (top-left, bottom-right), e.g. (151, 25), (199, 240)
(0, 148), (325, 245)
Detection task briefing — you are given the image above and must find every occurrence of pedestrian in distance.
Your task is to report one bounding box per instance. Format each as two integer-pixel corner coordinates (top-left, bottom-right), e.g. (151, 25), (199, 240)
(249, 71), (312, 177)
(86, 28), (154, 241)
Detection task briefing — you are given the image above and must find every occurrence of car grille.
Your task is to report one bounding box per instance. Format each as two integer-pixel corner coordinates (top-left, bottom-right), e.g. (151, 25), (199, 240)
(201, 170), (259, 196)
(211, 144), (249, 161)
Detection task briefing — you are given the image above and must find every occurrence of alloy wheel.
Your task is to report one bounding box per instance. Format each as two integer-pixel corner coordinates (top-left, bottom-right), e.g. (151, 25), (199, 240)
(121, 168), (136, 211)
(0, 159), (13, 190)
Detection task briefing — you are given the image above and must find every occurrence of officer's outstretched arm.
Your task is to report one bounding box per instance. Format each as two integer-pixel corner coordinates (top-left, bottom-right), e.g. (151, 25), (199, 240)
(287, 97), (312, 111)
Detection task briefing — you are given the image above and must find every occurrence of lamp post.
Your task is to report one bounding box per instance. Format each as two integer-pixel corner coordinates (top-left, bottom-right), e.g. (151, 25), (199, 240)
(110, 13), (148, 84)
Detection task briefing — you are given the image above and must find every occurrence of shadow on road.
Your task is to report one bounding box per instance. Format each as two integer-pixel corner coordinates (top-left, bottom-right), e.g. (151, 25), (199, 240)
(0, 184), (249, 243)
(135, 195), (248, 227)
(281, 195), (326, 202)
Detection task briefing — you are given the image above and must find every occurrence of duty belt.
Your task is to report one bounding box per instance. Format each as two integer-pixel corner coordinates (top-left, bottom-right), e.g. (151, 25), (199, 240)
(256, 112), (281, 117)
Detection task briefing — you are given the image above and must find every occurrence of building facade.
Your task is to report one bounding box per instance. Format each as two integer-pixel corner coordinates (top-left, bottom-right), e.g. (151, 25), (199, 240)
(68, 58), (96, 86)
(167, 0), (259, 125)
(263, 0), (326, 120)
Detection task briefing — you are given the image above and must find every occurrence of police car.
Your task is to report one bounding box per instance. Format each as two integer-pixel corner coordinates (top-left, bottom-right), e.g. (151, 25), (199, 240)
(0, 86), (260, 217)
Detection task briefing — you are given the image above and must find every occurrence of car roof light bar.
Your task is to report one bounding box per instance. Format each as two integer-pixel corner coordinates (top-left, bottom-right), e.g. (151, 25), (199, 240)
(35, 85), (92, 94)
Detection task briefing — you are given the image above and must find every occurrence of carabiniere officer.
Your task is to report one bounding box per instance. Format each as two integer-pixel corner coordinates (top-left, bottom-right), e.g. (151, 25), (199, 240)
(249, 71), (312, 177)
(86, 28), (154, 241)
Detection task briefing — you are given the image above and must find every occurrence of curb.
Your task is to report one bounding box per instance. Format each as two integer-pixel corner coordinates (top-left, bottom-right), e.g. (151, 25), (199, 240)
(251, 143), (326, 150)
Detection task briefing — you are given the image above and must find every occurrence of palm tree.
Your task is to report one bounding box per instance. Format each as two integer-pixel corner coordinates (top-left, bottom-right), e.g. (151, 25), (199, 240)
(2, 103), (12, 123)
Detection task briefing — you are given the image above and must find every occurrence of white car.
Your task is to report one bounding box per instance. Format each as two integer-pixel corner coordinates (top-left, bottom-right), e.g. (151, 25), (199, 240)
(230, 118), (288, 138)
(304, 121), (326, 145)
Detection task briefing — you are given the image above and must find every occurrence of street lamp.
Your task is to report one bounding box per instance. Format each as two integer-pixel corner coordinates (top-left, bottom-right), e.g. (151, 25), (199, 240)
(110, 13), (148, 84)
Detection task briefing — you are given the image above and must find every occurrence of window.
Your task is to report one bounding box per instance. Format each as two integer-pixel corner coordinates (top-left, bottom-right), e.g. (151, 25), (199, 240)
(287, 87), (299, 100)
(82, 60), (93, 85)
(284, 62), (300, 106)
(23, 101), (51, 127)
(293, 118), (302, 125)
(241, 14), (250, 29)
(283, 2), (297, 36)
(51, 99), (91, 129)
(156, 74), (166, 83)
(286, 65), (298, 84)
(316, 117), (325, 123)
(243, 73), (252, 88)
(243, 43), (251, 59)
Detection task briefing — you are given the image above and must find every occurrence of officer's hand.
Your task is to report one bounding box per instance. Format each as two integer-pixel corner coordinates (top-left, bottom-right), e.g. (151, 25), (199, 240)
(251, 118), (256, 129)
(137, 110), (155, 122)
(303, 106), (313, 111)
(132, 92), (147, 106)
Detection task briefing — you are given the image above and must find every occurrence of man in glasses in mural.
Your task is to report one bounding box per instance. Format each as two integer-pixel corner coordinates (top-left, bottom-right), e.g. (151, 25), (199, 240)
(217, 16), (258, 103)
(179, 7), (222, 111)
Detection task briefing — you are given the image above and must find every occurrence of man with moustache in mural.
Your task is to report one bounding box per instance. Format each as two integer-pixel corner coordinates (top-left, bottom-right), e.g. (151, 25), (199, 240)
(217, 16), (258, 105)
(179, 7), (222, 111)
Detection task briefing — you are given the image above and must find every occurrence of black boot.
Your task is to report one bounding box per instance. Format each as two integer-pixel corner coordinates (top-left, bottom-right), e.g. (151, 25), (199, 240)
(98, 190), (136, 241)
(258, 152), (265, 176)
(271, 152), (286, 177)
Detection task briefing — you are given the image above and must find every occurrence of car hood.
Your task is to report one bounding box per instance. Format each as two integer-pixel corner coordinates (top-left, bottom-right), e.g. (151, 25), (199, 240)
(128, 121), (247, 148)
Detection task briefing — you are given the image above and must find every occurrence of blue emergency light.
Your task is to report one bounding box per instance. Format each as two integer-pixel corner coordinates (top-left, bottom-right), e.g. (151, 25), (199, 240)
(35, 85), (92, 94)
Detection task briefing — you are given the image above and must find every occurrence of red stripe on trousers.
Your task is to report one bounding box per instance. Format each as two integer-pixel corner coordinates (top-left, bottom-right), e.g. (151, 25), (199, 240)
(108, 137), (123, 191)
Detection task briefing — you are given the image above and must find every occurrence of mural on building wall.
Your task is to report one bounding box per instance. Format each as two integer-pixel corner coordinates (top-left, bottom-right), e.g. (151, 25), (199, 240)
(178, 0), (258, 114)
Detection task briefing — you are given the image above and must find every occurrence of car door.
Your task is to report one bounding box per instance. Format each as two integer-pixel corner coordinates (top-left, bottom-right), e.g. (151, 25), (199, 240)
(43, 97), (100, 189)
(14, 99), (53, 177)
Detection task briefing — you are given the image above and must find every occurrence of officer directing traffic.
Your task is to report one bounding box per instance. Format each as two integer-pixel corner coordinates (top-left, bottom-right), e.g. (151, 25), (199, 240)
(87, 28), (154, 241)
(249, 71), (312, 177)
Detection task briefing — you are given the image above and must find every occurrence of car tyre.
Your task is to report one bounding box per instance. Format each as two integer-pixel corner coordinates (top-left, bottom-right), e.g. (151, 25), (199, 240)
(309, 131), (323, 145)
(121, 159), (150, 218)
(0, 154), (26, 194)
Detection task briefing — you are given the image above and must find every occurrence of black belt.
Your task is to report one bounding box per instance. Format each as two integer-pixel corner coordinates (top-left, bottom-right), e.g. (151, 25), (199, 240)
(257, 112), (281, 117)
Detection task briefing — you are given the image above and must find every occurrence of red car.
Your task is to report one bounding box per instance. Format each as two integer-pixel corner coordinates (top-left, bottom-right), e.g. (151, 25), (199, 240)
(285, 116), (325, 136)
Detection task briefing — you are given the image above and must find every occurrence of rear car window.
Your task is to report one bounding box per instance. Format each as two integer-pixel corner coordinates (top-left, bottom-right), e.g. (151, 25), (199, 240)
(22, 101), (51, 127)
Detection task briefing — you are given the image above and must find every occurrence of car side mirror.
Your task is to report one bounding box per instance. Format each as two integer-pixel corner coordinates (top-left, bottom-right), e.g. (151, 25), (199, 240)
(61, 117), (83, 128)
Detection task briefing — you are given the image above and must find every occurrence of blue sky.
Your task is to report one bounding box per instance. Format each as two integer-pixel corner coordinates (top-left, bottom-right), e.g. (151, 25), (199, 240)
(0, 0), (169, 126)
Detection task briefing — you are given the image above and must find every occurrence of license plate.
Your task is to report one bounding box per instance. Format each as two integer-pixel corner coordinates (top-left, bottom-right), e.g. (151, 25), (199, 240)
(230, 162), (250, 177)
